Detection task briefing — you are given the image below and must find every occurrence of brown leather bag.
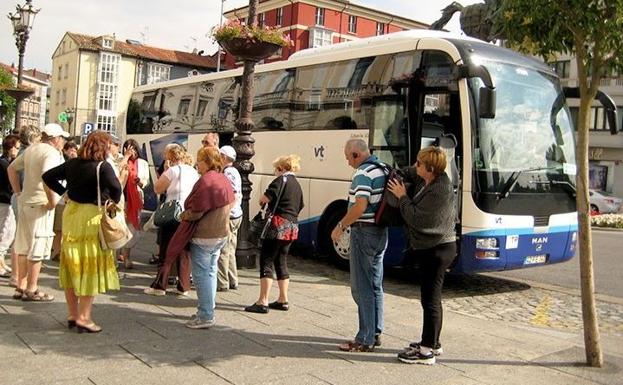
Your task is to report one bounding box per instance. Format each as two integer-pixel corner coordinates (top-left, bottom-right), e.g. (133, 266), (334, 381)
(96, 162), (133, 250)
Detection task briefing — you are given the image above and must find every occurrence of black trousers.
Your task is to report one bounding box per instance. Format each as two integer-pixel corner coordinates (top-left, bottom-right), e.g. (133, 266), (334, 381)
(416, 241), (456, 349)
(259, 239), (292, 280)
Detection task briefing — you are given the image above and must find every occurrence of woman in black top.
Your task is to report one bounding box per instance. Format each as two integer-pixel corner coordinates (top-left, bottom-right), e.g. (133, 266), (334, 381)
(0, 134), (20, 277)
(245, 154), (304, 314)
(43, 131), (122, 334)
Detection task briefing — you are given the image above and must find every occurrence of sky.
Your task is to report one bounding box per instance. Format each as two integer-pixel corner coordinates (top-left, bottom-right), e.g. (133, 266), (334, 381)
(0, 0), (482, 74)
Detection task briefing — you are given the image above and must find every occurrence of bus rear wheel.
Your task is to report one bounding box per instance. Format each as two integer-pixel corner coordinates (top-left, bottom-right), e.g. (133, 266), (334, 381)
(318, 206), (350, 270)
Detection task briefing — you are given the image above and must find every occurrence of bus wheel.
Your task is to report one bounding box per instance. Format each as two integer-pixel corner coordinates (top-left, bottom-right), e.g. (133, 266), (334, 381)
(318, 206), (350, 270)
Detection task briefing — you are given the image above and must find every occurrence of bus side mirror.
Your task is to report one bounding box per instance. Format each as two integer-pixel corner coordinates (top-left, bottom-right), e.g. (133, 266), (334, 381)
(479, 87), (496, 119)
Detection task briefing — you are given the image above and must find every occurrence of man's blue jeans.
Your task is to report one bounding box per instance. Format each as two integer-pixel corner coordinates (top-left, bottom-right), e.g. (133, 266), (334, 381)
(190, 239), (226, 321)
(349, 225), (388, 346)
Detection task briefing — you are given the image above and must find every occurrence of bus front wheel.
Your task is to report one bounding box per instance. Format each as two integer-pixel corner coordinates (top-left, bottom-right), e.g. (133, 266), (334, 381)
(318, 205), (350, 270)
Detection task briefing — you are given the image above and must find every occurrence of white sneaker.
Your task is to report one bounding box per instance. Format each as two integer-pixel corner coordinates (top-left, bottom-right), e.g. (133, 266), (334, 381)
(186, 317), (215, 329)
(143, 287), (166, 296)
(172, 289), (190, 299)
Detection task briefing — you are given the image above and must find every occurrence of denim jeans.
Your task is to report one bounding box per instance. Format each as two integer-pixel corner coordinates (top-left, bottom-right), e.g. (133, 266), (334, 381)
(349, 225), (388, 346)
(190, 239), (227, 321)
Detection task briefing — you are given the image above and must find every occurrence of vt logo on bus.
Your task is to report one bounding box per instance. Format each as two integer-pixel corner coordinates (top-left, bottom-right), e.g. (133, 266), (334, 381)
(314, 145), (325, 160)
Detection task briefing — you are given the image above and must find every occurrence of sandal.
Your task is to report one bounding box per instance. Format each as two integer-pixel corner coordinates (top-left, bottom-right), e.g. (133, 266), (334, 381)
(76, 322), (102, 333)
(244, 303), (269, 314)
(268, 301), (289, 311)
(338, 340), (374, 352)
(12, 288), (24, 300)
(22, 289), (54, 302)
(0, 268), (10, 278)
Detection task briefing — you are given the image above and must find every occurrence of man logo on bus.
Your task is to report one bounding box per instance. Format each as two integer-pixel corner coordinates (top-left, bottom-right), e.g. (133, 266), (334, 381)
(314, 145), (325, 160)
(532, 237), (548, 244)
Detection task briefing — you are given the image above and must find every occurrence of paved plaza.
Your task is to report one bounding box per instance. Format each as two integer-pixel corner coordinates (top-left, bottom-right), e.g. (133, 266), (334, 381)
(1, 231), (622, 385)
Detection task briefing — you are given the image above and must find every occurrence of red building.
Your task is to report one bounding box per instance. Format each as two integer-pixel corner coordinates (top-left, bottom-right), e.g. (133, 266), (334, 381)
(223, 0), (428, 67)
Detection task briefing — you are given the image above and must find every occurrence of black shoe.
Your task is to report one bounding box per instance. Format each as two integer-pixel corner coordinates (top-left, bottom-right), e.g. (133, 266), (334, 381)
(407, 342), (443, 356)
(216, 287), (229, 292)
(244, 303), (268, 314)
(67, 320), (76, 329)
(374, 334), (381, 347)
(168, 276), (178, 286)
(398, 348), (435, 365)
(148, 254), (160, 265)
(229, 284), (239, 290)
(268, 301), (289, 311)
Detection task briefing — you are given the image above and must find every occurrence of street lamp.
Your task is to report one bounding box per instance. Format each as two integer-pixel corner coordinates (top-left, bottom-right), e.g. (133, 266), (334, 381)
(216, 0), (225, 72)
(7, 0), (40, 131)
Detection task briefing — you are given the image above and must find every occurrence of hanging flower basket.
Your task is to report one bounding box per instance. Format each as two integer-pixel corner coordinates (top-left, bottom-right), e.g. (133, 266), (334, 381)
(213, 20), (293, 61)
(219, 37), (281, 61)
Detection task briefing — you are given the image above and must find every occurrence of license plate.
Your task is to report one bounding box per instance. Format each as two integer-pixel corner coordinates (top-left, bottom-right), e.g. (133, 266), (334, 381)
(524, 254), (547, 265)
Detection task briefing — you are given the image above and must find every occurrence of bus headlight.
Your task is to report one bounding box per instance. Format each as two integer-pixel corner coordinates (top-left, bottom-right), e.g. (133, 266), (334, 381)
(475, 250), (499, 259)
(476, 237), (498, 249)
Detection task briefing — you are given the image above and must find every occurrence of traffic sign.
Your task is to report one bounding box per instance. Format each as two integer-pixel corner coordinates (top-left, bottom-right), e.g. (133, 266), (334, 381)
(58, 111), (68, 123)
(83, 122), (94, 135)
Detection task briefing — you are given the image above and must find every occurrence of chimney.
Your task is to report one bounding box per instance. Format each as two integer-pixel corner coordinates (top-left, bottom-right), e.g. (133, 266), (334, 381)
(33, 68), (36, 76)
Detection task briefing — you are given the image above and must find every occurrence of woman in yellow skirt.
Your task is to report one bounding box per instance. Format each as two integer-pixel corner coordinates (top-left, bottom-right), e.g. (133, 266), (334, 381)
(43, 131), (122, 333)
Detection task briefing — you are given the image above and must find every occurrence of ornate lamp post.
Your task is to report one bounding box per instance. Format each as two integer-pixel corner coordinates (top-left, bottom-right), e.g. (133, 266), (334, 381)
(7, 0), (39, 131)
(217, 0), (281, 267)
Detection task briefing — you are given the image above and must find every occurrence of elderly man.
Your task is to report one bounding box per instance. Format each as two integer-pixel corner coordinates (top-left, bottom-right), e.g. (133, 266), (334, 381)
(201, 132), (219, 148)
(216, 145), (242, 292)
(8, 123), (69, 301)
(331, 138), (388, 352)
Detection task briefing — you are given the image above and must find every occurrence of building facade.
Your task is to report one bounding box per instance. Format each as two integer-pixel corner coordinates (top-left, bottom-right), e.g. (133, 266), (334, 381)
(0, 62), (50, 131)
(49, 32), (219, 138)
(222, 0), (427, 67)
(550, 54), (623, 198)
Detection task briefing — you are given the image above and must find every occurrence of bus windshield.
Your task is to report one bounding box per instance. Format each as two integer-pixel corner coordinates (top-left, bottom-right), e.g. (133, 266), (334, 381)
(470, 61), (577, 215)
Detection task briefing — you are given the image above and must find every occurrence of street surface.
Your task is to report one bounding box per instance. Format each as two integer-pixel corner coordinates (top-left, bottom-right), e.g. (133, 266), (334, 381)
(0, 230), (621, 385)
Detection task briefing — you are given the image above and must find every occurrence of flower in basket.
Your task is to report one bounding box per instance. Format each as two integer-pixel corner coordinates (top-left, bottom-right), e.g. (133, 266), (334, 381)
(212, 19), (293, 48)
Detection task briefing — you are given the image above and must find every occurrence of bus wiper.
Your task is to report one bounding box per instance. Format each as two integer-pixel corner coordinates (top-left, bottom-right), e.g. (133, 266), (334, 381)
(550, 180), (577, 199)
(497, 166), (559, 201)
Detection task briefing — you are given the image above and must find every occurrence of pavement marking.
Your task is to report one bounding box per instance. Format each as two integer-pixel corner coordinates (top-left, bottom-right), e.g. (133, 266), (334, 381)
(530, 295), (551, 327)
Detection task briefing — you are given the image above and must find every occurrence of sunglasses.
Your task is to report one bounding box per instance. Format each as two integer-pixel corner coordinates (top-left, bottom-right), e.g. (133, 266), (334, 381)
(201, 140), (210, 145)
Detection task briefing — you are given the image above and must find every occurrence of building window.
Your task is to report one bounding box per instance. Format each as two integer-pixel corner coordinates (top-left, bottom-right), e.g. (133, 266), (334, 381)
(276, 7), (283, 26)
(348, 15), (357, 33)
(258, 12), (265, 27)
(97, 52), (120, 115)
(147, 63), (171, 85)
(61, 89), (67, 105)
(376, 22), (385, 36)
(55, 90), (60, 105)
(61, 41), (65, 54)
(96, 115), (116, 134)
(64, 63), (69, 79)
(102, 38), (113, 49)
(57, 65), (62, 80)
(315, 7), (325, 26)
(309, 27), (333, 48)
(551, 60), (570, 78)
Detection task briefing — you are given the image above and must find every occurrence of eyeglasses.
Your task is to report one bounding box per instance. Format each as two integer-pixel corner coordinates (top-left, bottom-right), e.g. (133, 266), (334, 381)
(201, 140), (209, 146)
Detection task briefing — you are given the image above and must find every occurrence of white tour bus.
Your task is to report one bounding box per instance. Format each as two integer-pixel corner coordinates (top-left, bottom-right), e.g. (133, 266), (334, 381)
(124, 29), (588, 273)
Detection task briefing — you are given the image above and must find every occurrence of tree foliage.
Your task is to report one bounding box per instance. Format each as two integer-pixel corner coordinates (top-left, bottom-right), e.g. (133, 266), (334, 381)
(495, 0), (623, 368)
(0, 67), (16, 136)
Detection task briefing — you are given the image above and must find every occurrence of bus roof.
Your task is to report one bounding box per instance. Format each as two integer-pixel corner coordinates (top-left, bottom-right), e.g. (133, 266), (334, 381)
(132, 29), (552, 94)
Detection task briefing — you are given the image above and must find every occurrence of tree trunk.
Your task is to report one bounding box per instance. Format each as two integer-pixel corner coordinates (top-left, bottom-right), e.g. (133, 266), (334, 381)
(576, 93), (603, 367)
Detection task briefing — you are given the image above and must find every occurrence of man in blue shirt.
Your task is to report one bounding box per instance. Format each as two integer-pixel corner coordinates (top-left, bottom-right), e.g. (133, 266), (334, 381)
(332, 138), (388, 352)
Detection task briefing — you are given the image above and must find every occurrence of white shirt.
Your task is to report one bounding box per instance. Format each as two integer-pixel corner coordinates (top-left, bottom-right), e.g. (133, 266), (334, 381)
(162, 164), (199, 207)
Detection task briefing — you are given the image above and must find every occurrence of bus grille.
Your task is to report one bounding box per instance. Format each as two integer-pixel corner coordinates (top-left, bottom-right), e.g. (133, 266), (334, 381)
(534, 215), (549, 227)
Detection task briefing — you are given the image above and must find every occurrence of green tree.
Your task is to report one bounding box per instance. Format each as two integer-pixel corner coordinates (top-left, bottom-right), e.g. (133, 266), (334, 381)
(498, 0), (623, 367)
(0, 67), (17, 136)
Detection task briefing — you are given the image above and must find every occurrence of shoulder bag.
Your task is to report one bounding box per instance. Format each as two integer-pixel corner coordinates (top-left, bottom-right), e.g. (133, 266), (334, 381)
(97, 162), (133, 250)
(249, 175), (287, 247)
(153, 165), (183, 227)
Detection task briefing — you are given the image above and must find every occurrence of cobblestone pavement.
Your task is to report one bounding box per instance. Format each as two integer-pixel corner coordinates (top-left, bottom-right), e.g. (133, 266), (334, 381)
(287, 255), (623, 337)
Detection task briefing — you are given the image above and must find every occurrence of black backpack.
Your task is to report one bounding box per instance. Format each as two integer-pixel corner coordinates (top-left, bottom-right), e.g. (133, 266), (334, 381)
(362, 161), (405, 227)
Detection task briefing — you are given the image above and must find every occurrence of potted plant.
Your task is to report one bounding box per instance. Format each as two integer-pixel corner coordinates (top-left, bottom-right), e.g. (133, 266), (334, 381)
(212, 19), (293, 61)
